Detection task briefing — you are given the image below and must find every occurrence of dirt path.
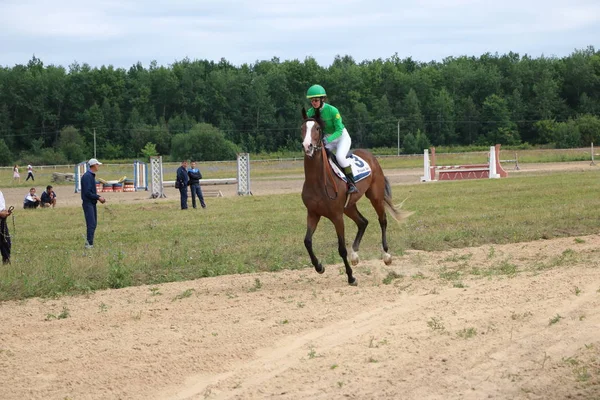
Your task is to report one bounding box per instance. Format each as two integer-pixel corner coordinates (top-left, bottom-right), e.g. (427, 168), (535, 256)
(0, 235), (599, 399)
(0, 161), (599, 399)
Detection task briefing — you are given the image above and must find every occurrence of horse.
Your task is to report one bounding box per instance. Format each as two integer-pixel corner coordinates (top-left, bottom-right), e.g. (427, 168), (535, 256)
(301, 107), (412, 286)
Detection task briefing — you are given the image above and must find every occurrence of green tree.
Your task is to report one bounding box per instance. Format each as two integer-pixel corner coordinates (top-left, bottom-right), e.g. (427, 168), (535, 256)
(455, 96), (480, 145)
(578, 93), (598, 115)
(1, 48), (600, 158)
(0, 104), (12, 149)
(574, 114), (600, 146)
(403, 88), (424, 135)
(430, 88), (456, 145)
(171, 123), (239, 161)
(351, 102), (371, 147)
(102, 143), (124, 159)
(58, 126), (86, 162)
(0, 139), (12, 166)
(553, 120), (580, 148)
(533, 120), (557, 145)
(402, 132), (418, 154)
(370, 95), (395, 147)
(481, 94), (520, 145)
(168, 111), (196, 134)
(415, 129), (431, 152)
(530, 63), (562, 120)
(560, 47), (598, 108)
(141, 142), (158, 158)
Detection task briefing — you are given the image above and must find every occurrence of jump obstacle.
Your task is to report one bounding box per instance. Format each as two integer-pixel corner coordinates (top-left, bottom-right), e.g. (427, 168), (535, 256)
(421, 144), (509, 182)
(74, 161), (148, 193)
(149, 153), (252, 198)
(74, 155), (250, 197)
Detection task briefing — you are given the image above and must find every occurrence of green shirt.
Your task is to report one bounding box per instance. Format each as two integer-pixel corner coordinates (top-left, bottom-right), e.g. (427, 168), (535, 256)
(307, 103), (345, 142)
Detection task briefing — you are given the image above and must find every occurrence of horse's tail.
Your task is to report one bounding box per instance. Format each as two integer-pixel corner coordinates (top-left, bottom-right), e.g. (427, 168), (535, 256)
(383, 176), (413, 223)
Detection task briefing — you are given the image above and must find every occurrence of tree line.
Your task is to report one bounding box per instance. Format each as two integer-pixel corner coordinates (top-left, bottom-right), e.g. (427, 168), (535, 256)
(0, 46), (599, 165)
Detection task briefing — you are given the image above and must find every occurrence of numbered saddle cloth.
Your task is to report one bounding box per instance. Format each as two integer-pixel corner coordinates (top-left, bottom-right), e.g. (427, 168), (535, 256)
(328, 154), (372, 183)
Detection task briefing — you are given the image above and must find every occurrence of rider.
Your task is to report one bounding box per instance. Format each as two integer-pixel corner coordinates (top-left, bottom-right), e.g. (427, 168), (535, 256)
(305, 84), (358, 194)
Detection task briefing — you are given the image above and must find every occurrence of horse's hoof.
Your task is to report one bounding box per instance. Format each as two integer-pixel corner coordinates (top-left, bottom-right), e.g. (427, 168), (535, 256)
(348, 277), (358, 286)
(316, 264), (325, 274)
(350, 251), (360, 266)
(383, 252), (392, 265)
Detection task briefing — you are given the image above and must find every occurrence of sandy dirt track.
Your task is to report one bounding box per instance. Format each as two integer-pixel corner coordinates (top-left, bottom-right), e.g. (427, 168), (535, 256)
(0, 162), (599, 399)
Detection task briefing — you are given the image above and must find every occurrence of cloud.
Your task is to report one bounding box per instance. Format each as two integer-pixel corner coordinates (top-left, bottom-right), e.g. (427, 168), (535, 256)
(0, 0), (597, 68)
(0, 1), (125, 39)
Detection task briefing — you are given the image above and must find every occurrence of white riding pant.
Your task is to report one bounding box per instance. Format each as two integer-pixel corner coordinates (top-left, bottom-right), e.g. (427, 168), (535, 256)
(325, 128), (352, 169)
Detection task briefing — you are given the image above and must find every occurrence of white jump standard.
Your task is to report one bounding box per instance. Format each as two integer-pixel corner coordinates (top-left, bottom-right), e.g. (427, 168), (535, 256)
(421, 144), (508, 182)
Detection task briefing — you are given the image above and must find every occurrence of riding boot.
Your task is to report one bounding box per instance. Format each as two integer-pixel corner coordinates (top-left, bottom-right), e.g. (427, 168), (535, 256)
(343, 166), (359, 194)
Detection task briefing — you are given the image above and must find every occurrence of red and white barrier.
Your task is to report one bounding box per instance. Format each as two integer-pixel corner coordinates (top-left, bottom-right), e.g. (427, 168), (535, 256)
(421, 145), (508, 182)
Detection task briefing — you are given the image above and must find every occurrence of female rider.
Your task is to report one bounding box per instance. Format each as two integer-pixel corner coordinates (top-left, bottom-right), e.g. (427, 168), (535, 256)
(305, 84), (358, 194)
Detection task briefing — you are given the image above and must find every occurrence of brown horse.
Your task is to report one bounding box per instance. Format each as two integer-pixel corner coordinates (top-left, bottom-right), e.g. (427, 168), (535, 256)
(301, 108), (412, 286)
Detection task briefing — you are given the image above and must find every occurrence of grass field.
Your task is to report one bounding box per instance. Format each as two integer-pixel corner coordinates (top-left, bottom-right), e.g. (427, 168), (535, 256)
(1, 168), (599, 302)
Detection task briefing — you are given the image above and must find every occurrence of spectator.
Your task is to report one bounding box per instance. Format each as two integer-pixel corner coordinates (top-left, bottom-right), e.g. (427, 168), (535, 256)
(188, 161), (206, 209)
(25, 164), (35, 181)
(176, 160), (189, 210)
(81, 158), (106, 249)
(13, 165), (20, 184)
(23, 187), (41, 209)
(0, 189), (12, 264)
(41, 185), (57, 208)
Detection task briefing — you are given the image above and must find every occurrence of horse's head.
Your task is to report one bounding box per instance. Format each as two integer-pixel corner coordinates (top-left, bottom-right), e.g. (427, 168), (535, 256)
(301, 107), (324, 158)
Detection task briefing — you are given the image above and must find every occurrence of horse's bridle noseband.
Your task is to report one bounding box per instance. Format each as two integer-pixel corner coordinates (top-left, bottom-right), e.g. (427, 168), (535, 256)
(303, 118), (325, 156)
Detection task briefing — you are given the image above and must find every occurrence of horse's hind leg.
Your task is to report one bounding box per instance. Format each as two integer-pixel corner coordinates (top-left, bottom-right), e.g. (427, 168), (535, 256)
(331, 215), (357, 286)
(344, 204), (368, 266)
(367, 195), (393, 265)
(304, 212), (324, 274)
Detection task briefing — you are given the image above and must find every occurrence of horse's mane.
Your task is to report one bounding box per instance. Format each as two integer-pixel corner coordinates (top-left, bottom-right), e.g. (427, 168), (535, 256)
(301, 107), (325, 131)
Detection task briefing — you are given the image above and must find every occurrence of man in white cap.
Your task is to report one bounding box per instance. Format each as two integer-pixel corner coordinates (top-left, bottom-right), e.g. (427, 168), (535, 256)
(81, 158), (106, 249)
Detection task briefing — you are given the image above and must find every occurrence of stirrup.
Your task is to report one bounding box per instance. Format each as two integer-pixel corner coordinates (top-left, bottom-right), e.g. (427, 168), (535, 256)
(347, 184), (359, 194)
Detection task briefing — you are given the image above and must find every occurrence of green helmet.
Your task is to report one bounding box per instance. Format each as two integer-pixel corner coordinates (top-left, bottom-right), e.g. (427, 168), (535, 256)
(306, 84), (327, 99)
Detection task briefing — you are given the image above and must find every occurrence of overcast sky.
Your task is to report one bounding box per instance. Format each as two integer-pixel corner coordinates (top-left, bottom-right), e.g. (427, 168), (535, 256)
(0, 0), (598, 69)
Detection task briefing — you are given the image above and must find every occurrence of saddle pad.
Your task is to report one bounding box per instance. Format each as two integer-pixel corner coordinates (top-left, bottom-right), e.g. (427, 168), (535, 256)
(328, 154), (372, 183)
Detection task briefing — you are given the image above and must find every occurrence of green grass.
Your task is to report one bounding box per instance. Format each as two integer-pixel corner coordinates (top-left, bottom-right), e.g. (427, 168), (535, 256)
(456, 327), (478, 339)
(1, 169), (600, 301)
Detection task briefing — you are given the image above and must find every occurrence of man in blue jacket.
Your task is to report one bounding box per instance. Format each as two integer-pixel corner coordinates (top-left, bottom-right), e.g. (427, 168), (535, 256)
(81, 158), (106, 249)
(176, 160), (189, 210)
(188, 161), (206, 209)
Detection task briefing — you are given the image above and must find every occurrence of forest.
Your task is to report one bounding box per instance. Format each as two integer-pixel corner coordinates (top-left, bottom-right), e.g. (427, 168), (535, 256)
(0, 46), (599, 164)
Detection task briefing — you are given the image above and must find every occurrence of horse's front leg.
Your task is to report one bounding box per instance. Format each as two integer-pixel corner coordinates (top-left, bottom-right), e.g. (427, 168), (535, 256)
(304, 212), (324, 274)
(331, 215), (357, 286)
(343, 204), (368, 266)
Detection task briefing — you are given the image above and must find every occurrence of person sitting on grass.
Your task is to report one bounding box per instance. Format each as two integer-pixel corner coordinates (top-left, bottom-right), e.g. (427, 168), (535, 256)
(40, 185), (57, 208)
(23, 187), (41, 209)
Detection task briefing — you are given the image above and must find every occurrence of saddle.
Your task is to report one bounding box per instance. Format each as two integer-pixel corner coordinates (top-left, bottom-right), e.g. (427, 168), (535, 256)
(325, 149), (372, 183)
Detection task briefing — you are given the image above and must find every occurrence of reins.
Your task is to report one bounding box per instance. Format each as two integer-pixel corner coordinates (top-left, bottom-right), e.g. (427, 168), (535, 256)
(303, 115), (339, 200)
(321, 144), (339, 200)
(1, 206), (14, 244)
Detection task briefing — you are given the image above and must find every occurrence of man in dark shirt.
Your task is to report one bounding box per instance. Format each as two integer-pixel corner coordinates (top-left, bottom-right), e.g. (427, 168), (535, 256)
(188, 161), (206, 209)
(81, 158), (106, 249)
(0, 190), (12, 264)
(41, 185), (57, 208)
(176, 160), (189, 210)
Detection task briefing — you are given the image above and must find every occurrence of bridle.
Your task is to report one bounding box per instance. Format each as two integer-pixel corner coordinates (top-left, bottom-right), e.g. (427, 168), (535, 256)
(303, 119), (339, 200)
(303, 118), (323, 156)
